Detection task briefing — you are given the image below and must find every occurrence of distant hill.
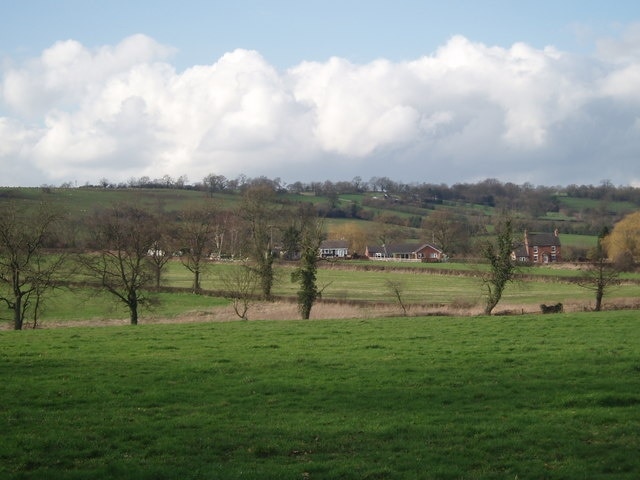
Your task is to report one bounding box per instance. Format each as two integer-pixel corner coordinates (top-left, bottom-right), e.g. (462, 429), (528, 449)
(2, 176), (638, 259)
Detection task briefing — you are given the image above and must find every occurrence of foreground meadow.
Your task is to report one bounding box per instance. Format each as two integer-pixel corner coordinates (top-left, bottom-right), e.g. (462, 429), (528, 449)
(2, 312), (640, 479)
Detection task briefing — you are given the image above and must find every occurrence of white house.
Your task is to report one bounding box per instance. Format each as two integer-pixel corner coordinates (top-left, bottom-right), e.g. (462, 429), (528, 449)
(319, 240), (349, 258)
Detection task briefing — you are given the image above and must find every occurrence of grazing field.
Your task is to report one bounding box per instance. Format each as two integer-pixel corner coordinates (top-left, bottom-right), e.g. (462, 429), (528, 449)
(4, 259), (639, 328)
(2, 312), (640, 479)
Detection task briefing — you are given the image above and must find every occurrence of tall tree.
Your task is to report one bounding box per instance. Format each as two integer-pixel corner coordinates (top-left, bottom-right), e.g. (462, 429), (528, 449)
(239, 185), (279, 300)
(482, 217), (516, 315)
(422, 210), (471, 256)
(0, 202), (66, 330)
(292, 218), (325, 319)
(177, 203), (219, 294)
(222, 262), (259, 320)
(146, 214), (176, 288)
(578, 227), (620, 311)
(80, 205), (156, 325)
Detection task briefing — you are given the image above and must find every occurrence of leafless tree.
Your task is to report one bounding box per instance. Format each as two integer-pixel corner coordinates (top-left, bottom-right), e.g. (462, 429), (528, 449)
(385, 279), (408, 316)
(222, 262), (259, 320)
(0, 202), (66, 330)
(422, 210), (471, 256)
(238, 185), (279, 300)
(146, 217), (177, 288)
(79, 205), (156, 325)
(177, 203), (219, 294)
(578, 228), (620, 311)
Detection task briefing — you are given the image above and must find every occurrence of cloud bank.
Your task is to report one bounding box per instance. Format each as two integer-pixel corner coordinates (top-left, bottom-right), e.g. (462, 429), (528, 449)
(2, 31), (640, 187)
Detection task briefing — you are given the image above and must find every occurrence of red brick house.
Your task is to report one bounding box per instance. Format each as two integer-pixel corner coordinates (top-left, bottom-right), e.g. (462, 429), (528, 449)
(513, 230), (561, 264)
(365, 242), (444, 262)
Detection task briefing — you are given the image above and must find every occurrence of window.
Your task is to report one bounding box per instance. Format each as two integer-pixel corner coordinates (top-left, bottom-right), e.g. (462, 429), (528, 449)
(551, 246), (556, 253)
(533, 254), (539, 262)
(533, 246), (538, 253)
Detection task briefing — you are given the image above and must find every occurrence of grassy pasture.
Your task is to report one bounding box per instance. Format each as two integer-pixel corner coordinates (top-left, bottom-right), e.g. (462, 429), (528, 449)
(2, 313), (640, 479)
(4, 259), (639, 327)
(557, 196), (638, 215)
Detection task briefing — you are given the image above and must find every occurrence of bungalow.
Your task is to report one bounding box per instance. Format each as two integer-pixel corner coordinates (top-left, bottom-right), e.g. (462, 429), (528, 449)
(319, 239), (349, 258)
(365, 242), (444, 262)
(513, 229), (561, 264)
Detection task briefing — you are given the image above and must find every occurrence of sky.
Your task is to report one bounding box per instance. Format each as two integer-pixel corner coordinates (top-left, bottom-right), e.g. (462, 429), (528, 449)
(1, 1), (640, 188)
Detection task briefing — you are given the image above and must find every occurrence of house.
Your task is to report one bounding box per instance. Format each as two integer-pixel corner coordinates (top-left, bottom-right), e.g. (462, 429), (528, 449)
(319, 240), (349, 258)
(365, 242), (444, 262)
(513, 229), (562, 264)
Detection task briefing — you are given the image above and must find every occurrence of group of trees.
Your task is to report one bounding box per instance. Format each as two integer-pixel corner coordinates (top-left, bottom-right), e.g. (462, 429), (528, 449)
(86, 173), (640, 210)
(0, 185), (331, 329)
(3, 175), (640, 329)
(75, 173), (640, 243)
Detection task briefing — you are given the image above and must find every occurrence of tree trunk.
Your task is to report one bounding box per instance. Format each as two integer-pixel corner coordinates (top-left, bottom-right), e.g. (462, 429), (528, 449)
(193, 269), (201, 294)
(484, 289), (501, 315)
(13, 295), (23, 330)
(128, 292), (138, 325)
(259, 253), (274, 300)
(595, 286), (604, 312)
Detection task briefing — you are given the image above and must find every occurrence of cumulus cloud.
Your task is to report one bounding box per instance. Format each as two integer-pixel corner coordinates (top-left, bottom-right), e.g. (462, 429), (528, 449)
(2, 30), (640, 187)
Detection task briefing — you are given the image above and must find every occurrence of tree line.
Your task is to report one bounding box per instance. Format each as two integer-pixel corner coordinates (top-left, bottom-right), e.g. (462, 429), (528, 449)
(0, 185), (326, 330)
(74, 174), (640, 206)
(4, 175), (638, 329)
(64, 173), (640, 238)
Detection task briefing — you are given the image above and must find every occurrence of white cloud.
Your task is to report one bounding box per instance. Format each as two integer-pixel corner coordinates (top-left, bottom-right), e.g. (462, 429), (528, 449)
(596, 22), (640, 64)
(2, 34), (174, 118)
(2, 31), (640, 187)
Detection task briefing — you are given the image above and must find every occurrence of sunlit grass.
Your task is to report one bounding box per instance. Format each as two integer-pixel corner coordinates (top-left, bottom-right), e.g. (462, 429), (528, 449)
(7, 258), (636, 326)
(2, 312), (639, 479)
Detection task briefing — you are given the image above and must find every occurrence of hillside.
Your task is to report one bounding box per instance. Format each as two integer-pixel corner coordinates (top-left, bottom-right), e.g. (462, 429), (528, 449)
(2, 177), (639, 257)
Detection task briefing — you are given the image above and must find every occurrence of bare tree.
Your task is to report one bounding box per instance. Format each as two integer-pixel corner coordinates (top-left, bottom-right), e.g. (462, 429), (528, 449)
(239, 185), (279, 300)
(578, 228), (620, 311)
(222, 262), (259, 320)
(202, 173), (228, 197)
(482, 217), (516, 315)
(0, 202), (66, 330)
(422, 210), (471, 256)
(147, 216), (176, 288)
(386, 279), (408, 316)
(79, 205), (156, 325)
(177, 203), (219, 294)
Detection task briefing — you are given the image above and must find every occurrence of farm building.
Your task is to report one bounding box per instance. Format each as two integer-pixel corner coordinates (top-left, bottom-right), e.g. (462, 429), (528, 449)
(365, 242), (444, 262)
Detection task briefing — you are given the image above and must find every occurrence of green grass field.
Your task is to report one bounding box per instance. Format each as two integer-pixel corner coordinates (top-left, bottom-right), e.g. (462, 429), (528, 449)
(2, 312), (640, 479)
(4, 258), (639, 327)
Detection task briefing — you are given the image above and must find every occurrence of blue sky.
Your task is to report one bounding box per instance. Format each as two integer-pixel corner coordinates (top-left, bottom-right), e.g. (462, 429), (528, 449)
(1, 1), (640, 187)
(2, 1), (632, 69)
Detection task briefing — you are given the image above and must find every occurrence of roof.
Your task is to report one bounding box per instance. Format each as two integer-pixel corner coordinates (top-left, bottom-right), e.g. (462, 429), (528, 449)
(320, 240), (349, 249)
(513, 244), (529, 257)
(366, 242), (443, 255)
(527, 232), (561, 246)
